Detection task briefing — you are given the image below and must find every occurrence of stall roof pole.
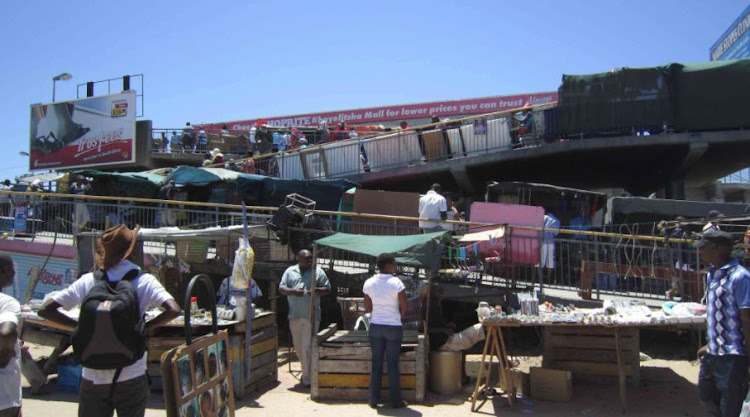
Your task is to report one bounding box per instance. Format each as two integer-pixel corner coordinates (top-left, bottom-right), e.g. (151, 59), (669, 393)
(425, 270), (431, 336)
(310, 244), (318, 344)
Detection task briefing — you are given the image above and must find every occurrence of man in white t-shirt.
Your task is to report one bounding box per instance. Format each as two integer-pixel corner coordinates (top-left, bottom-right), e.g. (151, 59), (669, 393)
(419, 183), (448, 232)
(39, 225), (180, 417)
(0, 255), (21, 417)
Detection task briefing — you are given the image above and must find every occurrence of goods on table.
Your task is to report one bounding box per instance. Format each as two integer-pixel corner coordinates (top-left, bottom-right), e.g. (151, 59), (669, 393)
(481, 299), (706, 326)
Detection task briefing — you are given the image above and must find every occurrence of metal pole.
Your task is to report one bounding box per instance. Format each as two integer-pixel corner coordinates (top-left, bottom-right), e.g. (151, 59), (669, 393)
(310, 244), (318, 345)
(594, 235), (600, 300)
(52, 80), (56, 102)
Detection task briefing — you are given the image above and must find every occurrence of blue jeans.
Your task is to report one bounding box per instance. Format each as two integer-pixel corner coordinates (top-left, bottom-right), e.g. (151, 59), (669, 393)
(698, 354), (748, 417)
(368, 324), (403, 405)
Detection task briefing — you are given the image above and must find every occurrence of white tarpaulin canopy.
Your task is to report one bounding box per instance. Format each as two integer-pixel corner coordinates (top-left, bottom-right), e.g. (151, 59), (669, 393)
(138, 225), (265, 242)
(456, 226), (506, 242)
(16, 172), (65, 184)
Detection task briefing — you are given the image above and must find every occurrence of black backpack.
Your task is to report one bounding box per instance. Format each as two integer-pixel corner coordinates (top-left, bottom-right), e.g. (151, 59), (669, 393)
(72, 269), (146, 373)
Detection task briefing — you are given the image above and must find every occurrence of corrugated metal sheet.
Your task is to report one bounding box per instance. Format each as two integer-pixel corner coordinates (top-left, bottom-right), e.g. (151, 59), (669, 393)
(2, 253), (78, 302)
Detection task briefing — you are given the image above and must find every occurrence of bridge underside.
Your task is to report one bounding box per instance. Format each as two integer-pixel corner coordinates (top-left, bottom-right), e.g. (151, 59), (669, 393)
(347, 130), (750, 198)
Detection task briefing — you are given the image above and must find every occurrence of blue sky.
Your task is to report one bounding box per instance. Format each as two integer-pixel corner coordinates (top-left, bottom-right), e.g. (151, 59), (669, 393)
(1, 1), (747, 180)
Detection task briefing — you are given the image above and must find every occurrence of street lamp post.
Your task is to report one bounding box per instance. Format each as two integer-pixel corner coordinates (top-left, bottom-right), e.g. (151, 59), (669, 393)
(52, 72), (72, 102)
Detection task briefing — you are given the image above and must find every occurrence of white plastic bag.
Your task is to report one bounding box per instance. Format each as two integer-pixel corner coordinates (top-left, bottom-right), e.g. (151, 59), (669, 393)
(231, 237), (255, 289)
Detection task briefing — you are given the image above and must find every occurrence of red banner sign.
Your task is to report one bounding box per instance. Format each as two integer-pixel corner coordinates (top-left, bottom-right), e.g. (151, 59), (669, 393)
(202, 91), (557, 132)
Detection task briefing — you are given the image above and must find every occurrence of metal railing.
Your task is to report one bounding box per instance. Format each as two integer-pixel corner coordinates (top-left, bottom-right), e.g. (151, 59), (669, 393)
(0, 190), (710, 303)
(720, 168), (750, 184)
(149, 103), (556, 178)
(441, 225), (704, 302)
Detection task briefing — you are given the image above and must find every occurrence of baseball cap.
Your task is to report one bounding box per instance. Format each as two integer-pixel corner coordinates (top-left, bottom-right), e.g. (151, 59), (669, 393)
(694, 229), (734, 248)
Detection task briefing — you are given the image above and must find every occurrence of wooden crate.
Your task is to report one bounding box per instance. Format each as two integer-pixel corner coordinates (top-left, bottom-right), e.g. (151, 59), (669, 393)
(311, 325), (426, 403)
(148, 311), (279, 398)
(542, 326), (640, 386)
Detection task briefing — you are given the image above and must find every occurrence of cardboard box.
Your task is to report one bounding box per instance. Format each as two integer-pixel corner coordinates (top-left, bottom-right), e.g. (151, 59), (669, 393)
(530, 367), (573, 402)
(501, 369), (531, 397)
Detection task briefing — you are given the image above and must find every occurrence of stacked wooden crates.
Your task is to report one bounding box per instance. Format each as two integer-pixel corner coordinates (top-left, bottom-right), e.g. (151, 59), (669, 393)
(244, 311), (279, 393)
(147, 311), (279, 399)
(311, 324), (426, 403)
(542, 326), (640, 386)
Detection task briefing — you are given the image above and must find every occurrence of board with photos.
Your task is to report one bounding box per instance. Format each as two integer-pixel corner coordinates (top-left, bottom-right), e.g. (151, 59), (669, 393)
(163, 330), (236, 417)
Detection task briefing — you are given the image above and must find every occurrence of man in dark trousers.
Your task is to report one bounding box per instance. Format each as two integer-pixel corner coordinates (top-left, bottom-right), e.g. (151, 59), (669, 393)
(40, 225), (181, 417)
(696, 229), (750, 417)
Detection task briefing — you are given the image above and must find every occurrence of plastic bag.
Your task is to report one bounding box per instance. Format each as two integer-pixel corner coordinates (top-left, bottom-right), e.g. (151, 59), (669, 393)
(231, 237), (255, 289)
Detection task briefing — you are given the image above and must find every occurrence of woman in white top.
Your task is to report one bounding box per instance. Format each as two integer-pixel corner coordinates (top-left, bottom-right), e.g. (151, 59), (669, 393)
(363, 253), (408, 409)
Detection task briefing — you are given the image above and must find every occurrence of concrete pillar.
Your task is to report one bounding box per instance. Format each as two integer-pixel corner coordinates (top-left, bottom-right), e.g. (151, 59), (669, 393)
(450, 167), (476, 196)
(664, 177), (685, 200)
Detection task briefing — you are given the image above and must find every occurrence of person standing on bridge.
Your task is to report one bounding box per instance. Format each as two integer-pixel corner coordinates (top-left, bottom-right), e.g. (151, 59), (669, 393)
(419, 183), (447, 233)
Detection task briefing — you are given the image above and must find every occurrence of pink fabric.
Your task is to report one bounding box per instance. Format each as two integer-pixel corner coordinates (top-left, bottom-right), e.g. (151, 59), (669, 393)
(469, 202), (544, 265)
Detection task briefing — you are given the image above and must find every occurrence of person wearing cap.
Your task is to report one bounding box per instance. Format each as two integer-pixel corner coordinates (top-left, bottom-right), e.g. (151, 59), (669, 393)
(695, 229), (750, 417)
(39, 225), (181, 417)
(298, 138), (308, 149)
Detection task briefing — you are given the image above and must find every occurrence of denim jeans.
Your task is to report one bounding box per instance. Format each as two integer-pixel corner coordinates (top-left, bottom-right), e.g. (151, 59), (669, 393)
(698, 354), (748, 417)
(368, 324), (403, 405)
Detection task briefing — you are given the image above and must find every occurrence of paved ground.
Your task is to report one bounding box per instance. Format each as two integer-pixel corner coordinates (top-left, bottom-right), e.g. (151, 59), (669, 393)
(19, 352), (705, 417)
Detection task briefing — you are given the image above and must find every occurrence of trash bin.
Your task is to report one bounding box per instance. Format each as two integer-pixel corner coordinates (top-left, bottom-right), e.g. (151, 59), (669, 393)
(429, 351), (462, 394)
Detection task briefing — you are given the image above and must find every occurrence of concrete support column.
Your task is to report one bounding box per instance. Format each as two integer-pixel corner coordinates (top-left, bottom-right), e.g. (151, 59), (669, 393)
(664, 177), (685, 200)
(450, 167), (476, 196)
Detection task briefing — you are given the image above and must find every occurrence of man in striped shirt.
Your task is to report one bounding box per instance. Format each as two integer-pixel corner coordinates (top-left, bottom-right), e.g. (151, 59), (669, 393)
(697, 229), (750, 417)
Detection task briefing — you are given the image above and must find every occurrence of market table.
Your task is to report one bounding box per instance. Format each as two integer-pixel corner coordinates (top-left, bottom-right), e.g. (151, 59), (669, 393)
(470, 318), (706, 413)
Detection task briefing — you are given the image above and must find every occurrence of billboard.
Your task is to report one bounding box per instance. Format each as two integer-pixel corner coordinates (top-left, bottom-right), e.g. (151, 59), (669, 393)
(201, 91), (558, 132)
(29, 91), (136, 171)
(710, 4), (750, 61)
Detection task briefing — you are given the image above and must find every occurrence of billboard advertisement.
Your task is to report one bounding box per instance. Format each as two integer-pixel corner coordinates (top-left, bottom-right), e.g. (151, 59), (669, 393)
(710, 4), (750, 61)
(202, 91), (558, 132)
(29, 91), (136, 171)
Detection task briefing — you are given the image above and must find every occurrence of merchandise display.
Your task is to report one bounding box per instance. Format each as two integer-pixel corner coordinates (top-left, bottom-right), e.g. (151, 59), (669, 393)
(480, 299), (707, 326)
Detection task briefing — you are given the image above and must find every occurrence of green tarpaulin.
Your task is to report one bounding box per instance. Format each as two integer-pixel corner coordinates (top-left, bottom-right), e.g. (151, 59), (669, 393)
(72, 169), (164, 198)
(671, 59), (750, 131)
(558, 58), (750, 134)
(315, 231), (451, 271)
(558, 65), (673, 135)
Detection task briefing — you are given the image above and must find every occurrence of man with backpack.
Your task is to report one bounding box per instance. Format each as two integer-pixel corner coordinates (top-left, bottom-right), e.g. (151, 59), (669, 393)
(39, 224), (181, 417)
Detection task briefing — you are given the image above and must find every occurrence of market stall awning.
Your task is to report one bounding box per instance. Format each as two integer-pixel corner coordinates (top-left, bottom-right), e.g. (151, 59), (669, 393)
(72, 169), (164, 198)
(315, 231), (451, 270)
(166, 166), (243, 187)
(235, 176), (359, 211)
(16, 172), (65, 184)
(456, 226), (505, 242)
